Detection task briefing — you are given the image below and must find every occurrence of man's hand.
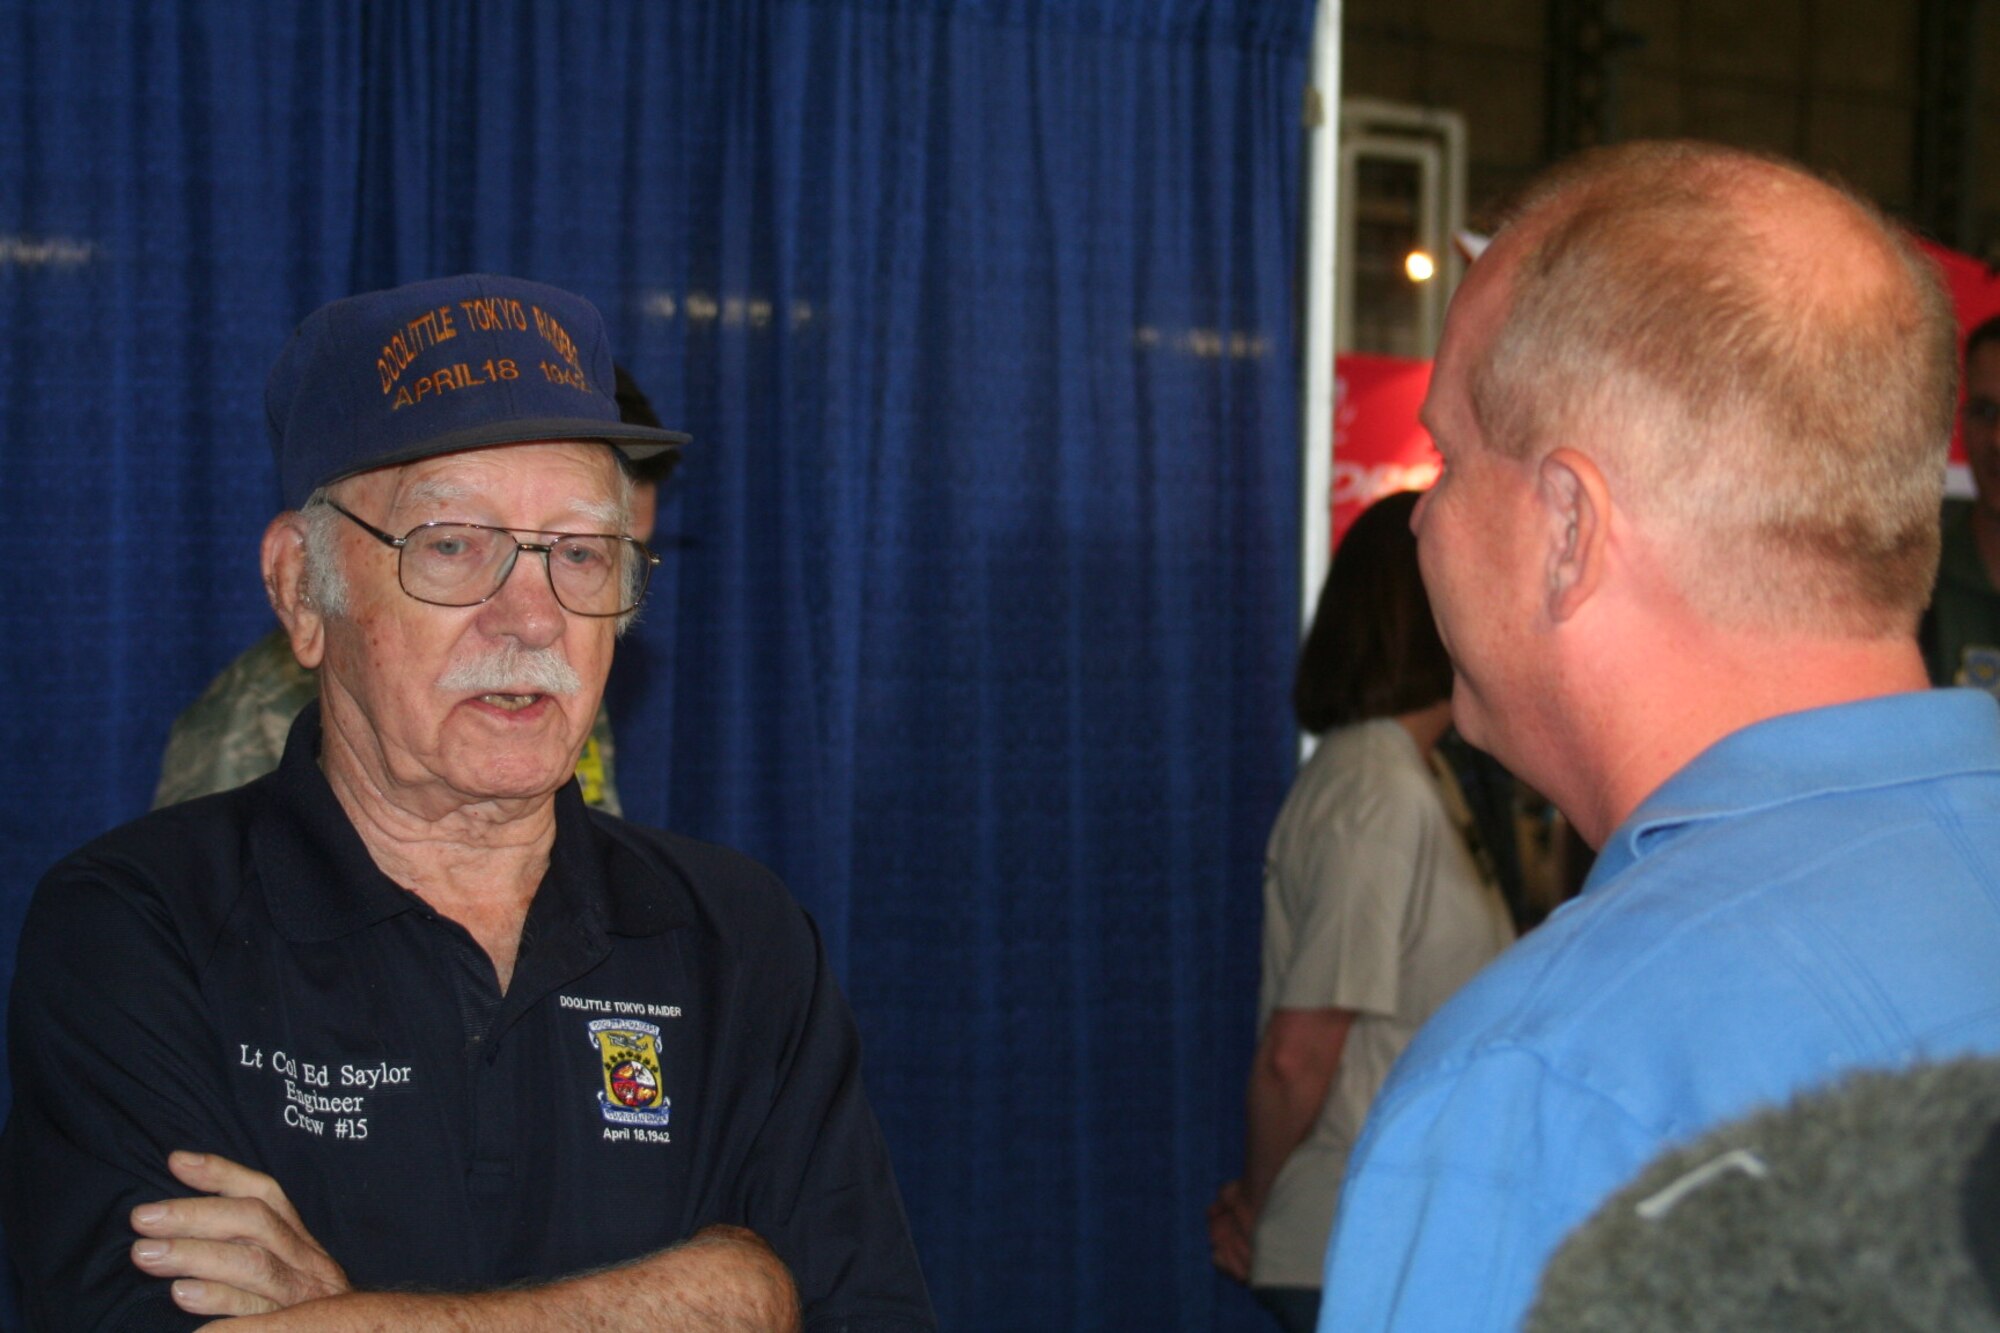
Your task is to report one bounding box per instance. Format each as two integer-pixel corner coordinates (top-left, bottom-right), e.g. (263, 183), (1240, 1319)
(128, 1153), (798, 1330)
(129, 1150), (350, 1317)
(1206, 1179), (1254, 1283)
(181, 1224), (800, 1332)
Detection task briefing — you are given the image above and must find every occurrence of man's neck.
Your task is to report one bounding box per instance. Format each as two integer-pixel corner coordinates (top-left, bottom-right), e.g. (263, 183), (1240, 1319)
(318, 729), (557, 993)
(1556, 629), (1929, 850)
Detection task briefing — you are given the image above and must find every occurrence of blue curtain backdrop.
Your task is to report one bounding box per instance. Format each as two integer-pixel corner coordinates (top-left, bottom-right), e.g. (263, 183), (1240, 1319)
(0, 2), (1308, 1327)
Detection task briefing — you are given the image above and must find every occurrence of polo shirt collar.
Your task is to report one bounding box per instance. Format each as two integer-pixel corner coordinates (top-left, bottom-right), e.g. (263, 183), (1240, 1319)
(1586, 689), (2000, 891)
(254, 703), (691, 943)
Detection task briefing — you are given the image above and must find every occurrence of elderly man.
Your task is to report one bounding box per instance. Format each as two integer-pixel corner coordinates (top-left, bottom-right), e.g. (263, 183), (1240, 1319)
(2, 275), (933, 1330)
(1316, 142), (2000, 1330)
(148, 365), (677, 815)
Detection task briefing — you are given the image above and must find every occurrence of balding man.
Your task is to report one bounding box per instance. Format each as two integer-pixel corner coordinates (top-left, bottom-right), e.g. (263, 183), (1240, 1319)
(2, 275), (933, 1330)
(1316, 141), (2000, 1330)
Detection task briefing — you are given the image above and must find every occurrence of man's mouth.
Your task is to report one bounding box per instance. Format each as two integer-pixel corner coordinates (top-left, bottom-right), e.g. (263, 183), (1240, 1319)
(478, 693), (543, 712)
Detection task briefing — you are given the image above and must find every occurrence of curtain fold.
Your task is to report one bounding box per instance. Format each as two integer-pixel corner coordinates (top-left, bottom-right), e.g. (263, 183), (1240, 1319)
(0, 2), (1310, 1325)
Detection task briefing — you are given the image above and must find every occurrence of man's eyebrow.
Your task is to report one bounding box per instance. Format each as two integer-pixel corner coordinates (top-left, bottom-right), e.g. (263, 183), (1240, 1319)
(403, 478), (475, 508)
(570, 498), (622, 528)
(397, 479), (621, 529)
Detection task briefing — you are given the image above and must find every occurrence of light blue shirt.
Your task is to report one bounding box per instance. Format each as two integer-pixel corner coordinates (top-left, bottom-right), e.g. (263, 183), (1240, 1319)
(1318, 689), (2000, 1331)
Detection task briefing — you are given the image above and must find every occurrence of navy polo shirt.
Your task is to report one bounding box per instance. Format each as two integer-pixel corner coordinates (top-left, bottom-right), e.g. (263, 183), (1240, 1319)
(2, 705), (933, 1331)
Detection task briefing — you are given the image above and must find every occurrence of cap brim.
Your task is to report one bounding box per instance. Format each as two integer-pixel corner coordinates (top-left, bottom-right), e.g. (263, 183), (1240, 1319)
(314, 417), (690, 496)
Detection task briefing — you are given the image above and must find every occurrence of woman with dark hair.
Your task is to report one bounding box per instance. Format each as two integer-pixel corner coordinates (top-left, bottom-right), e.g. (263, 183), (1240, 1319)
(1208, 490), (1516, 1333)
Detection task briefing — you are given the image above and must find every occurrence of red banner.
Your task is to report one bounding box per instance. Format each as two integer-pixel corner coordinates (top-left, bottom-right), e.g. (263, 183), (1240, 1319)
(1332, 353), (1440, 548)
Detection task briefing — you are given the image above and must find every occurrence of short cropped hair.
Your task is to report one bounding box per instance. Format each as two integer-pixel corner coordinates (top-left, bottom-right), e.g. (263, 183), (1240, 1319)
(1293, 490), (1452, 734)
(1472, 141), (1956, 634)
(298, 490), (351, 616)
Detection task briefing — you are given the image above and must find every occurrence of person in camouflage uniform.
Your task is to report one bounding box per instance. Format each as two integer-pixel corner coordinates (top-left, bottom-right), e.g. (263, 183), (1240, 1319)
(153, 365), (676, 814)
(153, 629), (319, 807)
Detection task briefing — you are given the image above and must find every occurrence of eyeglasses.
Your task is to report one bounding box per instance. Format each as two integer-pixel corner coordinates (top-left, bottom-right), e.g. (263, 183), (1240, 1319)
(324, 501), (658, 617)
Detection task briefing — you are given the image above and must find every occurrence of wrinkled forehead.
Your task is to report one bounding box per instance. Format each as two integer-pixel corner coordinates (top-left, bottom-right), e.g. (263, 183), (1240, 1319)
(344, 439), (626, 523)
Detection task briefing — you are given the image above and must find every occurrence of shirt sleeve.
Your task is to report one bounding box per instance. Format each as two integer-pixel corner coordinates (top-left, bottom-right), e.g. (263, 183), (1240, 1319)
(728, 905), (936, 1332)
(1, 856), (253, 1332)
(1277, 774), (1433, 1019)
(1317, 1048), (1663, 1331)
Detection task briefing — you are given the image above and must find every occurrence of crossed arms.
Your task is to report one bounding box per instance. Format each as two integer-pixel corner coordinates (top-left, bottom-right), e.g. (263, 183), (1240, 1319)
(128, 1151), (799, 1331)
(3, 824), (931, 1331)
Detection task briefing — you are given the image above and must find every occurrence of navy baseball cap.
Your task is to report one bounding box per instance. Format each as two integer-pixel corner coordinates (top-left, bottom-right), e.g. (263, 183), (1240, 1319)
(265, 274), (689, 509)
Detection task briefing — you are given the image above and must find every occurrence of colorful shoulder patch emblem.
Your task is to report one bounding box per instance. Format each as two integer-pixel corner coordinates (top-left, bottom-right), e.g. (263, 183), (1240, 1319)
(587, 1018), (673, 1127)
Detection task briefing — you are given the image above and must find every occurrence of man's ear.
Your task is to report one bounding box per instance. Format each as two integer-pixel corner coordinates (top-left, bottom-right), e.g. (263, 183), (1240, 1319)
(262, 514), (327, 670)
(1539, 447), (1610, 622)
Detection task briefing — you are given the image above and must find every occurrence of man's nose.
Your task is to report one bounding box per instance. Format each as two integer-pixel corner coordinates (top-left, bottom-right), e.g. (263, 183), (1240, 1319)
(476, 549), (568, 648)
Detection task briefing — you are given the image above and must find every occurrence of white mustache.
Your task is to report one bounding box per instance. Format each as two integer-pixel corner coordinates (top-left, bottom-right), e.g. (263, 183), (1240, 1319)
(438, 645), (582, 697)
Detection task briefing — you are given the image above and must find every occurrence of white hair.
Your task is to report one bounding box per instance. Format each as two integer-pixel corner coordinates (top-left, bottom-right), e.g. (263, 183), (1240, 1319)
(299, 487), (350, 616)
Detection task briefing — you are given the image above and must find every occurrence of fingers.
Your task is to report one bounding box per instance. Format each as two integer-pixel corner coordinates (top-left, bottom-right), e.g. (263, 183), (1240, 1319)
(132, 1231), (321, 1304)
(1209, 1227), (1251, 1283)
(1211, 1237), (1248, 1278)
(133, 1193), (293, 1252)
(166, 1274), (279, 1318)
(131, 1152), (350, 1307)
(129, 1198), (347, 1304)
(1206, 1192), (1254, 1283)
(166, 1150), (309, 1231)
